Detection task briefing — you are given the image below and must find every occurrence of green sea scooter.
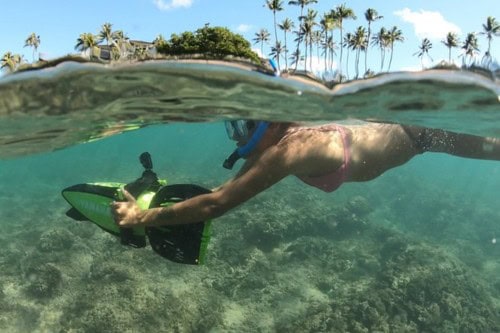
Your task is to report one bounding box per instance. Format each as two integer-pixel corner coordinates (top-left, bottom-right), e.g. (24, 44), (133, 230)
(62, 152), (212, 265)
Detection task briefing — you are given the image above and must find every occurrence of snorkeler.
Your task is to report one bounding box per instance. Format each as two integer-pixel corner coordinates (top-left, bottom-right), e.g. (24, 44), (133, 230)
(111, 120), (500, 227)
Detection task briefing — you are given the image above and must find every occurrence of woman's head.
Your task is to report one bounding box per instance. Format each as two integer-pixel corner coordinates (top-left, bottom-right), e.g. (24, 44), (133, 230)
(225, 120), (292, 142)
(223, 120), (269, 169)
(224, 120), (258, 142)
(222, 120), (295, 169)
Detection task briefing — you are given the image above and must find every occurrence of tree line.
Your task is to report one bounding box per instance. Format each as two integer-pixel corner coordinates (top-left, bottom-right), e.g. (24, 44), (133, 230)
(260, 0), (499, 79)
(414, 16), (499, 70)
(1, 24), (259, 73)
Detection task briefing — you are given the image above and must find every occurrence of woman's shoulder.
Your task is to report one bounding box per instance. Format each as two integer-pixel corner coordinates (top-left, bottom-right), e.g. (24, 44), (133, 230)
(278, 122), (344, 141)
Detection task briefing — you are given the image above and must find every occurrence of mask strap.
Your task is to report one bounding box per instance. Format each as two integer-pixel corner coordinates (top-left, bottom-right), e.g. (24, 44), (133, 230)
(236, 122), (269, 157)
(222, 122), (269, 170)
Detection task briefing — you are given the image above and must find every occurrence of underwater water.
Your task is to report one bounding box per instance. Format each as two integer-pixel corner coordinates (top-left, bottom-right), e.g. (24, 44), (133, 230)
(0, 61), (499, 332)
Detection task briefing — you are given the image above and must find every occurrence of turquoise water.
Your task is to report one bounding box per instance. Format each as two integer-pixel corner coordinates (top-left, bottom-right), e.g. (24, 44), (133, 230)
(0, 62), (499, 332)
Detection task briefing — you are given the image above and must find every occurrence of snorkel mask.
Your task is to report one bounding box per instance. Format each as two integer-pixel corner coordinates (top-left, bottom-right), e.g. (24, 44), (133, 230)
(223, 120), (269, 169)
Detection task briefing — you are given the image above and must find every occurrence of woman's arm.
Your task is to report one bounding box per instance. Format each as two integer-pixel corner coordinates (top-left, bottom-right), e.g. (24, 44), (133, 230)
(112, 145), (292, 227)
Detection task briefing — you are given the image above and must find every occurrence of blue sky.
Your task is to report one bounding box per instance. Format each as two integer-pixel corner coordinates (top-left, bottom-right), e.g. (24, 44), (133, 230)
(0, 0), (498, 72)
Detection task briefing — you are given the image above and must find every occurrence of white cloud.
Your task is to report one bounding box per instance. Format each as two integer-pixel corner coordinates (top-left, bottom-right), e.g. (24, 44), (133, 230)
(308, 55), (336, 75)
(252, 47), (338, 77)
(153, 0), (193, 11)
(252, 47), (263, 58)
(237, 24), (253, 33)
(272, 54), (338, 77)
(394, 8), (461, 40)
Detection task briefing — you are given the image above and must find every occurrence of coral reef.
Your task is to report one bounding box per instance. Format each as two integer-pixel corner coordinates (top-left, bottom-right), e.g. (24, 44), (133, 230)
(37, 228), (74, 252)
(1, 156), (499, 332)
(23, 262), (62, 299)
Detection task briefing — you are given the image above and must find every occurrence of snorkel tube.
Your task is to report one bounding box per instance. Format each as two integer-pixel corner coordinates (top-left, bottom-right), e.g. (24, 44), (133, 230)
(223, 121), (269, 170)
(268, 58), (280, 76)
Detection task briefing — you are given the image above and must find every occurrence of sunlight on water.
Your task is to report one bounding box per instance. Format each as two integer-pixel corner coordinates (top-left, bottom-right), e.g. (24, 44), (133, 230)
(0, 61), (499, 332)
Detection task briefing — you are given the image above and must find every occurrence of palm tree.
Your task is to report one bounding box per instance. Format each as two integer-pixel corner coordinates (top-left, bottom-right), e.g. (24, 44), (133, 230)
(479, 16), (499, 65)
(371, 27), (389, 71)
(266, 0), (284, 45)
(98, 22), (124, 60)
(111, 30), (130, 59)
(288, 0), (318, 71)
(253, 29), (271, 56)
(342, 32), (354, 79)
(279, 18), (294, 70)
(331, 4), (356, 78)
(386, 26), (404, 72)
(75, 33), (99, 59)
(320, 13), (336, 72)
(1, 52), (15, 72)
(364, 8), (382, 74)
(461, 32), (480, 67)
(1, 52), (23, 72)
(414, 38), (433, 69)
(442, 32), (459, 64)
(288, 0), (318, 15)
(269, 41), (285, 70)
(322, 35), (337, 72)
(299, 24), (311, 71)
(301, 8), (317, 71)
(312, 30), (322, 68)
(353, 26), (367, 78)
(98, 22), (114, 47)
(292, 30), (304, 71)
(289, 49), (302, 71)
(24, 33), (41, 62)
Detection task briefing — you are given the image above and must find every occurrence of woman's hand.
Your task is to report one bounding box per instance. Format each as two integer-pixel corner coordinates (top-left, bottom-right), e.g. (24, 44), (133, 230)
(111, 189), (143, 228)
